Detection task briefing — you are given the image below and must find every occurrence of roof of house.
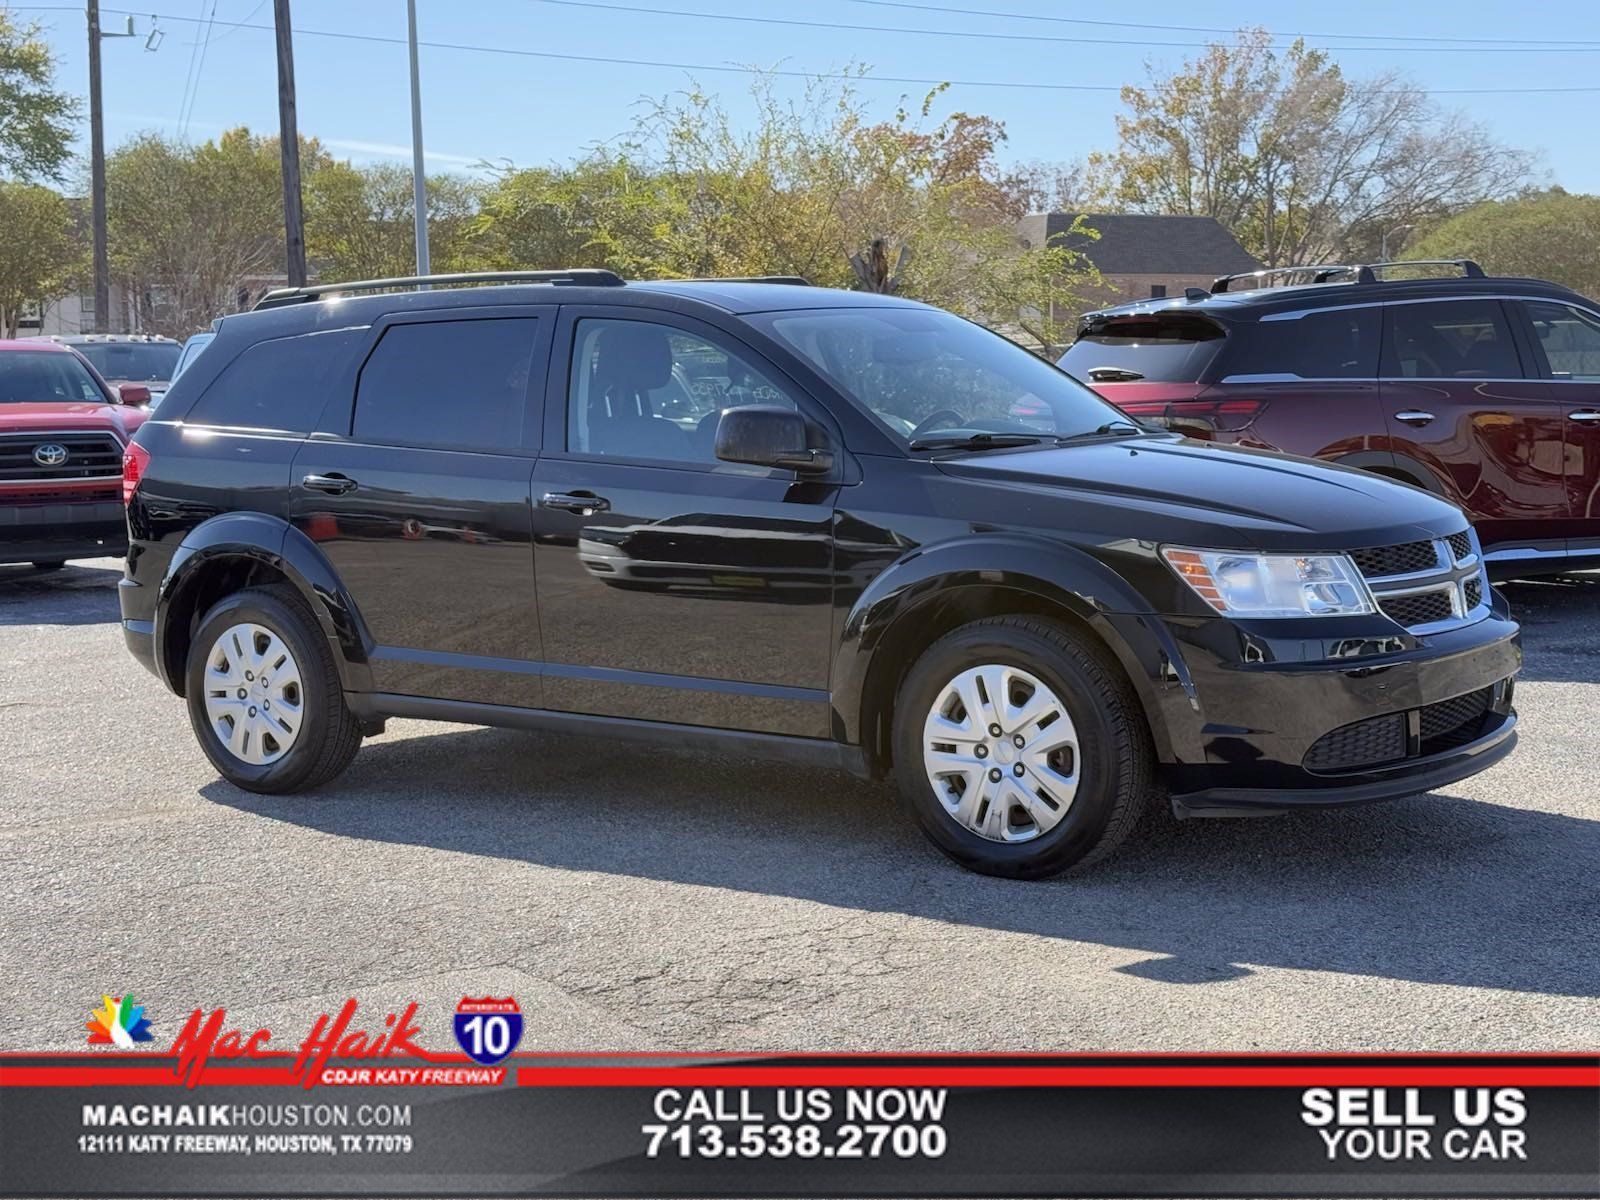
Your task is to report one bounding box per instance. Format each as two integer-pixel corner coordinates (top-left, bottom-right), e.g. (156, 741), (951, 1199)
(1020, 213), (1262, 276)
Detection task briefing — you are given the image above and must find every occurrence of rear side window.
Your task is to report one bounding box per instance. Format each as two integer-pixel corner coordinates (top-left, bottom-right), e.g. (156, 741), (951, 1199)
(355, 318), (540, 451)
(1060, 312), (1226, 383)
(1383, 301), (1523, 379)
(186, 330), (363, 432)
(1231, 308), (1380, 379)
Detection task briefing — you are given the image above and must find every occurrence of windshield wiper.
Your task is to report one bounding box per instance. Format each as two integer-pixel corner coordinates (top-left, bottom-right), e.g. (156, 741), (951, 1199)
(908, 432), (1046, 452)
(1086, 367), (1145, 383)
(1055, 420), (1146, 442)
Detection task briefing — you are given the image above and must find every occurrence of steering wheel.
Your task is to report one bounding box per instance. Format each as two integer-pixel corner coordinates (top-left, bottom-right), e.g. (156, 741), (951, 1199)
(910, 409), (967, 438)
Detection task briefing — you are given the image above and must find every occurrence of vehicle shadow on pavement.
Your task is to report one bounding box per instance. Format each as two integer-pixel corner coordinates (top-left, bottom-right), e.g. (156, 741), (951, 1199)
(1500, 572), (1600, 683)
(205, 725), (1600, 1000)
(0, 563), (122, 625)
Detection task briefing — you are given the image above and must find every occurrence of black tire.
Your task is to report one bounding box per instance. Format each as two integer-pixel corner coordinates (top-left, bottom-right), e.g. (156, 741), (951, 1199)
(31, 560), (66, 571)
(185, 583), (361, 793)
(891, 615), (1153, 878)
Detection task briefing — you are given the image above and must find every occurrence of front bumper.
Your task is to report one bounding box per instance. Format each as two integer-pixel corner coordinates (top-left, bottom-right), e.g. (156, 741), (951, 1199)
(1110, 596), (1522, 817)
(0, 499), (126, 564)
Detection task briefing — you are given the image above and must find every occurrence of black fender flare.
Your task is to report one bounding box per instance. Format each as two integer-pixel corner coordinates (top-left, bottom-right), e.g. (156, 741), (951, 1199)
(154, 512), (373, 694)
(829, 533), (1195, 761)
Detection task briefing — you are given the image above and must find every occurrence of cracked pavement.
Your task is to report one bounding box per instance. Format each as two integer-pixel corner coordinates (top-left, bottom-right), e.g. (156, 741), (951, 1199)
(2, 559), (1597, 1053)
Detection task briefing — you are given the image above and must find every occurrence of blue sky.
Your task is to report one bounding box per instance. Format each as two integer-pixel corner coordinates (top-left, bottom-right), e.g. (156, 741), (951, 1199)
(15, 0), (1600, 193)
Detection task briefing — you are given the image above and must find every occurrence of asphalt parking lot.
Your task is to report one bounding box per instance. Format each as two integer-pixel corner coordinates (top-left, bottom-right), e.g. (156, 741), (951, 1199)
(2, 559), (1596, 1053)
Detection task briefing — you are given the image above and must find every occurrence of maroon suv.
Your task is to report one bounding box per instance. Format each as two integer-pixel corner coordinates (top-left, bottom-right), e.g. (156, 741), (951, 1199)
(1060, 260), (1600, 577)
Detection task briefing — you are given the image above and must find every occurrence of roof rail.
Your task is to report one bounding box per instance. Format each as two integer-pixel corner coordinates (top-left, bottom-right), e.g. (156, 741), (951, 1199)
(252, 269), (626, 310)
(1211, 258), (1486, 294)
(668, 275), (812, 285)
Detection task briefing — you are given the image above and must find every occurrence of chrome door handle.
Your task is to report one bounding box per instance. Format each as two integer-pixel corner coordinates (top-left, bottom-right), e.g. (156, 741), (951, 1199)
(1570, 410), (1600, 423)
(302, 472), (357, 495)
(1393, 410), (1435, 427)
(540, 491), (610, 515)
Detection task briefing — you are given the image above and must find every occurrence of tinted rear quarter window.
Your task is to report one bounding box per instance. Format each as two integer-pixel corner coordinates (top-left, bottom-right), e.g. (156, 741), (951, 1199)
(1232, 308), (1380, 379)
(186, 330), (365, 433)
(354, 318), (540, 451)
(1060, 312), (1226, 383)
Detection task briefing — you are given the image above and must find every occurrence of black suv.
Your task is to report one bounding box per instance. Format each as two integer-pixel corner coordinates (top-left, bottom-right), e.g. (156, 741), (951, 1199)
(119, 270), (1521, 877)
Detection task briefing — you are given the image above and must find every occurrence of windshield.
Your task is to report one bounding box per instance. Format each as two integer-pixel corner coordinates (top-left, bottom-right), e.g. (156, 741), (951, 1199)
(755, 307), (1125, 445)
(0, 351), (107, 404)
(1060, 312), (1226, 384)
(74, 342), (179, 383)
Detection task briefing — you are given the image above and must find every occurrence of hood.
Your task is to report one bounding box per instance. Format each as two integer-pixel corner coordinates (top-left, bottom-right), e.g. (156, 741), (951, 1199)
(934, 435), (1466, 552)
(0, 401), (146, 439)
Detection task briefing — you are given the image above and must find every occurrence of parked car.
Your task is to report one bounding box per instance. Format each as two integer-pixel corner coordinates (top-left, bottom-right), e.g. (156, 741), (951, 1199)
(1061, 260), (1600, 578)
(30, 334), (181, 408)
(0, 339), (150, 568)
(120, 270), (1520, 878)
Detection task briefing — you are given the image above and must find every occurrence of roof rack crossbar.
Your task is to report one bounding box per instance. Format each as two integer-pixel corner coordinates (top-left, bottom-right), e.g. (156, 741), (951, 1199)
(1211, 258), (1485, 294)
(253, 269), (626, 310)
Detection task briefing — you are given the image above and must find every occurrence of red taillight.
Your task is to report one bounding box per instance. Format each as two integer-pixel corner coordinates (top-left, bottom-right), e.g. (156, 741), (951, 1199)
(1115, 399), (1264, 433)
(122, 442), (150, 505)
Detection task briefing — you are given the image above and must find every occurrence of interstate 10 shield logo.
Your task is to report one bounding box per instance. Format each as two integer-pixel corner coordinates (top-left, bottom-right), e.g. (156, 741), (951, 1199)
(453, 997), (522, 1065)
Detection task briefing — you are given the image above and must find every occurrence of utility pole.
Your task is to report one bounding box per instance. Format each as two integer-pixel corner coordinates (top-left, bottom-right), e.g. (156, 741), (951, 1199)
(274, 0), (307, 286)
(86, 3), (134, 332)
(406, 0), (430, 278)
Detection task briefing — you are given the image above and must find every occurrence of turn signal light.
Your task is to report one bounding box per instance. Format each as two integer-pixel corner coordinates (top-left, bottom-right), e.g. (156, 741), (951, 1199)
(122, 441), (150, 506)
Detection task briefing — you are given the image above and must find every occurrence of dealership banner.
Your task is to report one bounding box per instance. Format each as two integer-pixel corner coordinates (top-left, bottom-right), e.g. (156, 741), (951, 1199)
(0, 1001), (1595, 1196)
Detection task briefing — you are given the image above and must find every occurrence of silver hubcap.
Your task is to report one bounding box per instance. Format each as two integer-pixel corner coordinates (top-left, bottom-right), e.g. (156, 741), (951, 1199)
(922, 664), (1079, 843)
(202, 623), (304, 766)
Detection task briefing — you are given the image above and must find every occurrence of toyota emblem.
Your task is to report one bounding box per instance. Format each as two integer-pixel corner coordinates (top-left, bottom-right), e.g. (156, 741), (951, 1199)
(33, 443), (69, 467)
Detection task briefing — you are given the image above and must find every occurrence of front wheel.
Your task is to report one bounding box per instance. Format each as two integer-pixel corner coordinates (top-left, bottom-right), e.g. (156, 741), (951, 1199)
(892, 616), (1153, 878)
(185, 584), (361, 793)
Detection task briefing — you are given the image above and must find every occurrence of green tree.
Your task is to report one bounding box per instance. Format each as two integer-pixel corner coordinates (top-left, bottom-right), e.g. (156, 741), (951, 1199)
(0, 181), (81, 336)
(0, 11), (79, 180)
(1407, 188), (1600, 299)
(1104, 29), (1532, 266)
(106, 128), (334, 336)
(305, 161), (484, 280)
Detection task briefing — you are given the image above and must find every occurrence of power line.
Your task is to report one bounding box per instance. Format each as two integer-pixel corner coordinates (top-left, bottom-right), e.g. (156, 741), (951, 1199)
(520, 0), (1600, 53)
(63, 7), (1600, 96)
(174, 0), (208, 136)
(844, 0), (1600, 47)
(178, 0), (218, 138)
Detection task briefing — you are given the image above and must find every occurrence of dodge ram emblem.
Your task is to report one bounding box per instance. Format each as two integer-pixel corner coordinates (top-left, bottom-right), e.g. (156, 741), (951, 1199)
(33, 443), (68, 467)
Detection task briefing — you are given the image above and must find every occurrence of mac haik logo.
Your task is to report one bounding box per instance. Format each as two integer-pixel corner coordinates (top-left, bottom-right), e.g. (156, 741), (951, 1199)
(454, 996), (522, 1065)
(86, 994), (155, 1047)
(169, 998), (424, 1088)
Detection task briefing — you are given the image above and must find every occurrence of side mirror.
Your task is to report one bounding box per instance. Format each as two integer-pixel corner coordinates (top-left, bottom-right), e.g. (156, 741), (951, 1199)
(714, 405), (833, 474)
(117, 383), (152, 406)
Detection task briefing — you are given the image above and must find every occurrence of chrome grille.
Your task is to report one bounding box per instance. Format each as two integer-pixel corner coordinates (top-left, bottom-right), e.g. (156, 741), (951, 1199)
(1353, 527), (1488, 633)
(0, 431), (123, 481)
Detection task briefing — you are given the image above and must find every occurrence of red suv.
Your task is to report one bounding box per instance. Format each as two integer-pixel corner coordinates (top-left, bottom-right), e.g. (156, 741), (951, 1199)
(0, 339), (150, 569)
(1060, 260), (1600, 577)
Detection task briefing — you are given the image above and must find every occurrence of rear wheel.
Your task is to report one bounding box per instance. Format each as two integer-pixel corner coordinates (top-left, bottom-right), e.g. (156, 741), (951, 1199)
(185, 584), (361, 793)
(892, 616), (1152, 878)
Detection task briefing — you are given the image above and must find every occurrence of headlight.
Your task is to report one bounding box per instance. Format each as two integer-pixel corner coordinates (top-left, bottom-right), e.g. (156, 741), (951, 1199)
(1161, 547), (1375, 618)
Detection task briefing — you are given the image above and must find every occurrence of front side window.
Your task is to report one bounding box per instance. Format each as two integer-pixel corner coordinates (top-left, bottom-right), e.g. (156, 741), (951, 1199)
(74, 342), (180, 383)
(1383, 301), (1523, 379)
(0, 351), (105, 404)
(567, 318), (795, 464)
(759, 307), (1123, 442)
(1525, 300), (1600, 380)
(355, 318), (540, 451)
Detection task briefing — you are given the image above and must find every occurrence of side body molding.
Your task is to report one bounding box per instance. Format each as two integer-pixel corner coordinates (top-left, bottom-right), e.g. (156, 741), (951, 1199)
(828, 533), (1197, 760)
(155, 512), (374, 694)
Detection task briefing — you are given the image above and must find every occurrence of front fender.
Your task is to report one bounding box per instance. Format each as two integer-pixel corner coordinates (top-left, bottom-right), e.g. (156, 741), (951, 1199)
(156, 512), (373, 694)
(830, 534), (1197, 760)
